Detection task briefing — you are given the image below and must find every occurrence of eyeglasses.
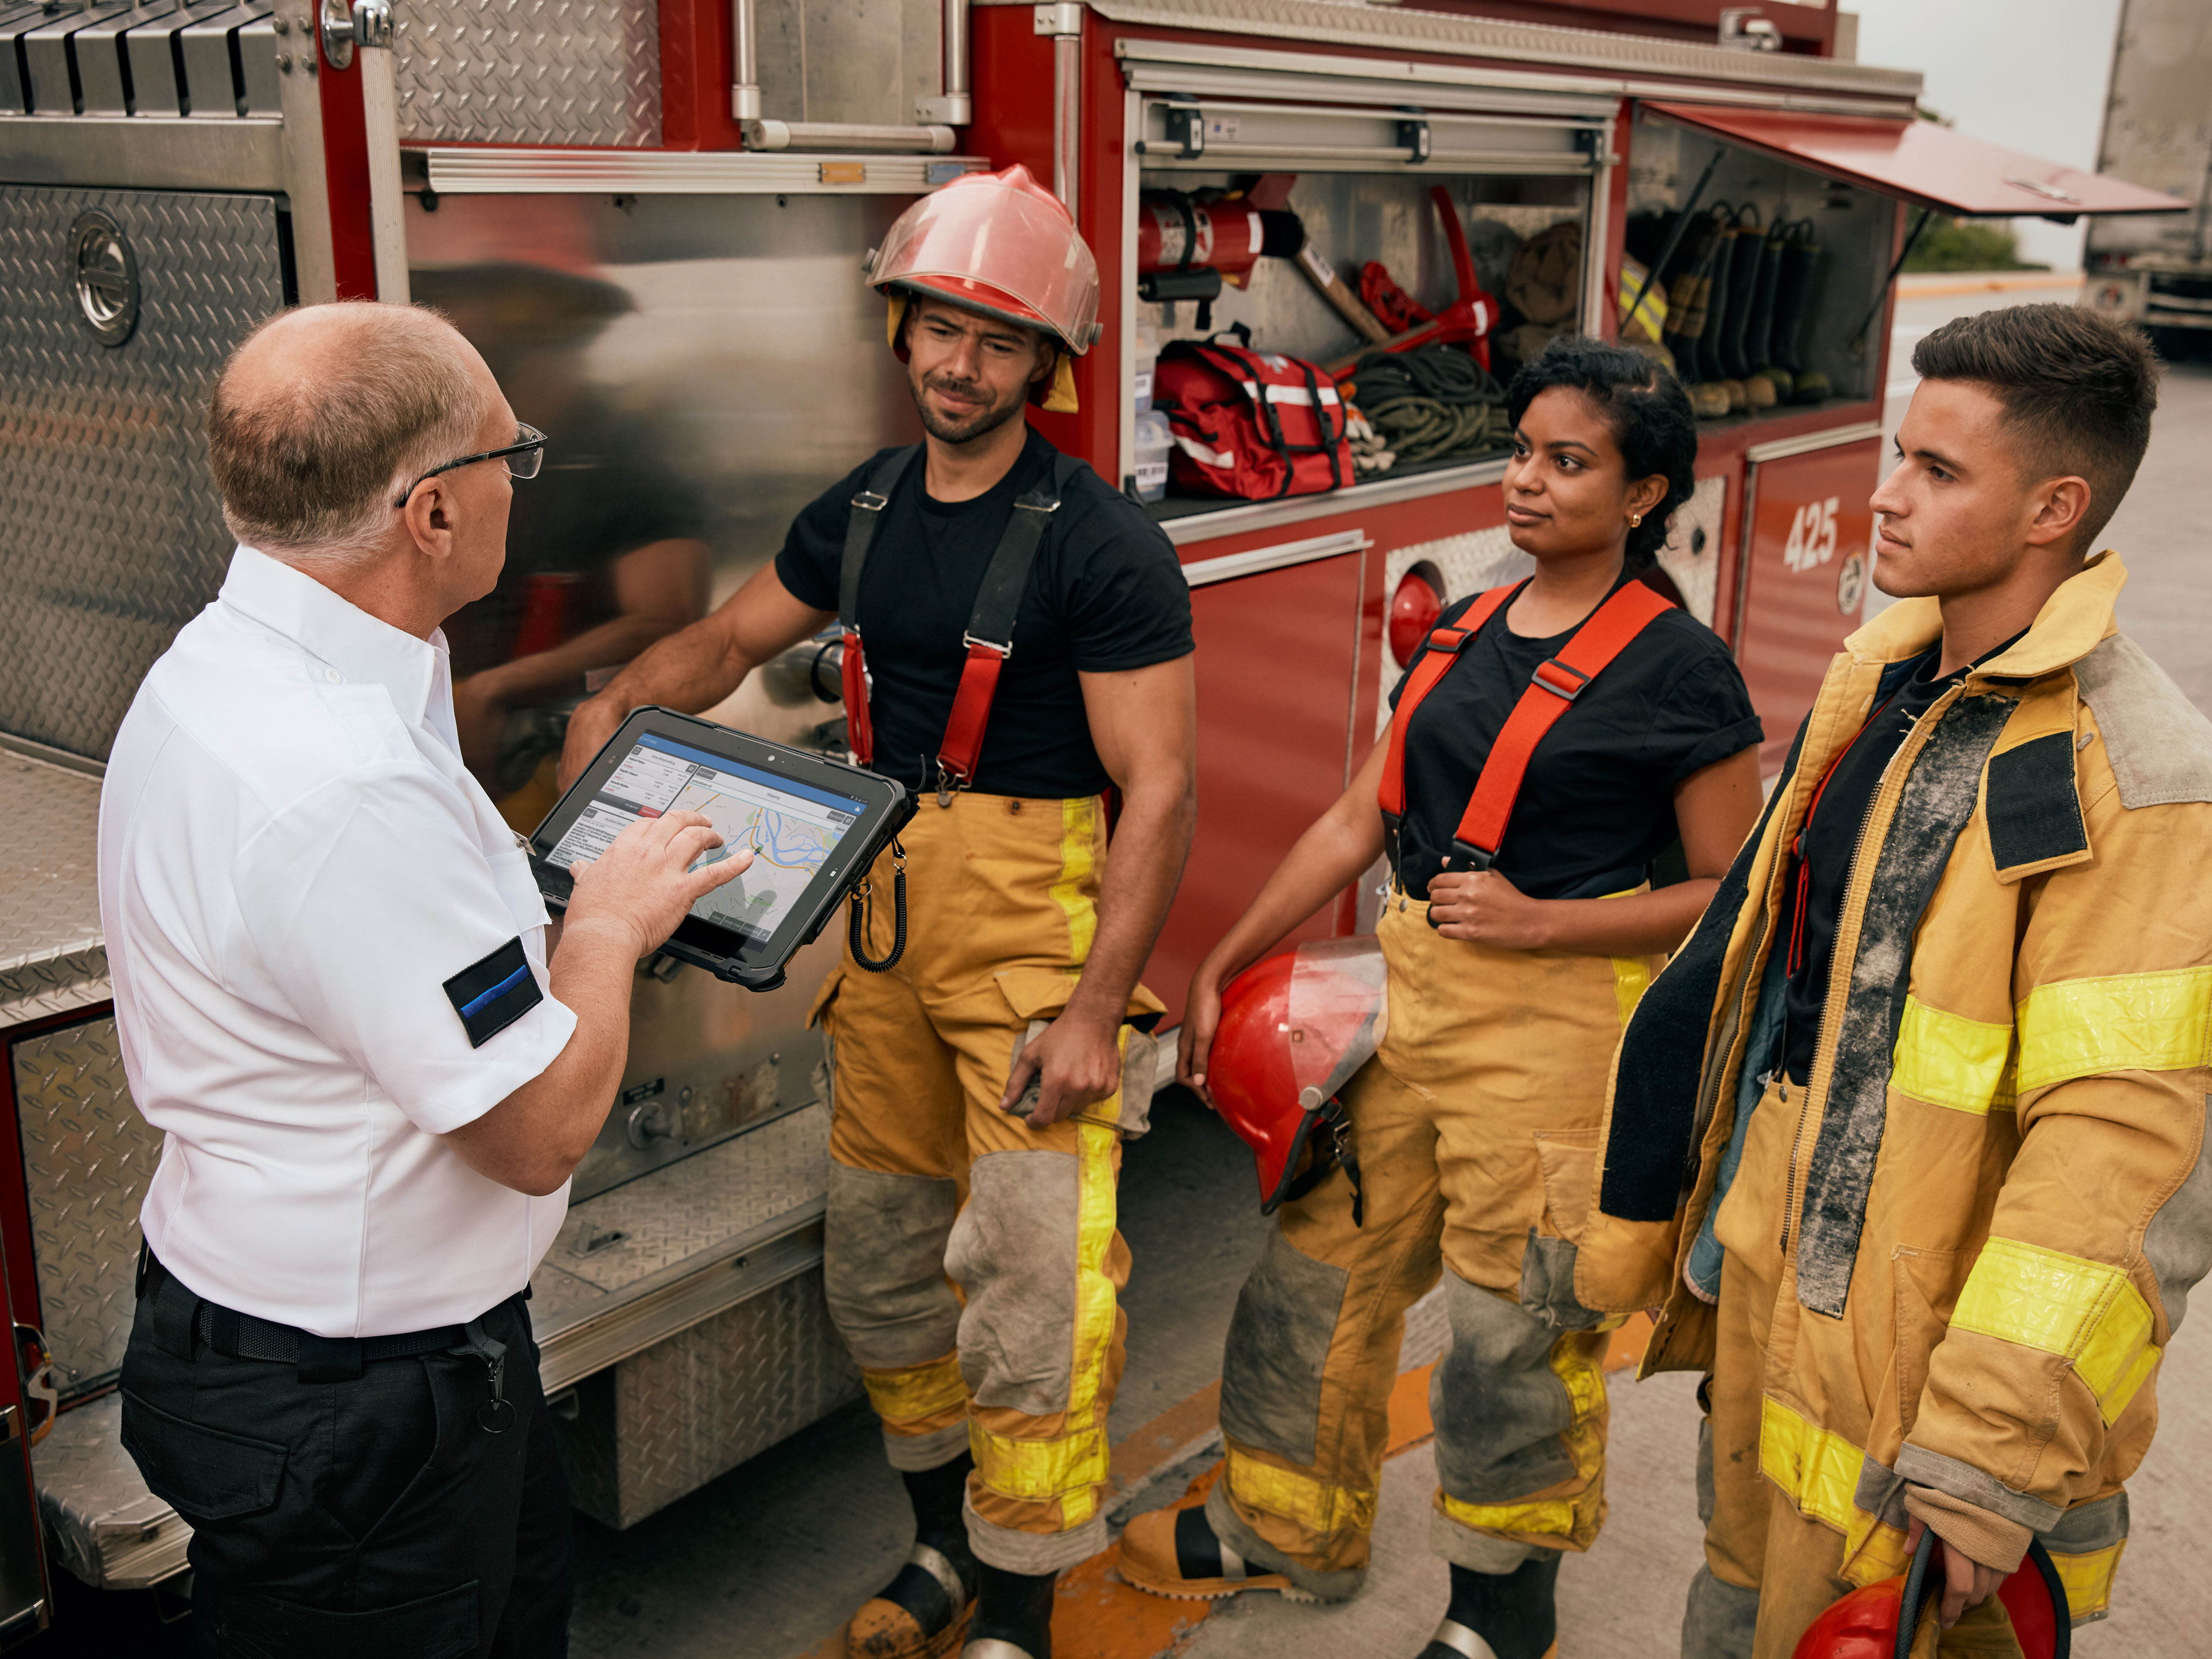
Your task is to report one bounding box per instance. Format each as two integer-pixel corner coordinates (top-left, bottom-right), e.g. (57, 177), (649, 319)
(394, 423), (547, 508)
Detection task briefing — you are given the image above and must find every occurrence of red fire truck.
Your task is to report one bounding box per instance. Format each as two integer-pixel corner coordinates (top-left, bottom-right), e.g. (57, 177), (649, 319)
(0, 0), (2176, 1635)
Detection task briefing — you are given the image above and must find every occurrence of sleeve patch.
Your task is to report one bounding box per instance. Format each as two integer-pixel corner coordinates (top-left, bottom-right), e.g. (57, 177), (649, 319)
(1985, 731), (2088, 875)
(443, 937), (544, 1049)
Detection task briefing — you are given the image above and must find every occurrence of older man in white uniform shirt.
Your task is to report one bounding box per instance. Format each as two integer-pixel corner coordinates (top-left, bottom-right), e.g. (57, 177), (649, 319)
(98, 302), (748, 1657)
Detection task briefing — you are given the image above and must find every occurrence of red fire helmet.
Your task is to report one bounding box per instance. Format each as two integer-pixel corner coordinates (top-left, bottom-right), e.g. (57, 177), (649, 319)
(1790, 1534), (2069, 1659)
(865, 163), (1101, 356)
(1207, 937), (1387, 1222)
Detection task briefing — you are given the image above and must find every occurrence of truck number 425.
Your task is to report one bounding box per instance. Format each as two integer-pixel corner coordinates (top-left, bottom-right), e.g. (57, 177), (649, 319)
(1783, 496), (1842, 573)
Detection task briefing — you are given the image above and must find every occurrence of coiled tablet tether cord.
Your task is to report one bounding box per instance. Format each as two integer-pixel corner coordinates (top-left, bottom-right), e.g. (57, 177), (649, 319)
(848, 837), (908, 971)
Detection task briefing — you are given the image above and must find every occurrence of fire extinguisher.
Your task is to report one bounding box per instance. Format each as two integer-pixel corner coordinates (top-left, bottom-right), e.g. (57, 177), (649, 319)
(1136, 190), (1304, 326)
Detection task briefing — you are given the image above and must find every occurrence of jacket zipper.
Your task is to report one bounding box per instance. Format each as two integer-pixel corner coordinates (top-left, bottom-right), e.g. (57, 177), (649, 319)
(1776, 680), (1968, 1258)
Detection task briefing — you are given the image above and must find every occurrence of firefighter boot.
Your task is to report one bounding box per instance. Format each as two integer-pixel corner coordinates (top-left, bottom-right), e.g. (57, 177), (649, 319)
(1118, 1496), (1308, 1602)
(1418, 1553), (1562, 1659)
(962, 1563), (1057, 1659)
(850, 1456), (981, 1659)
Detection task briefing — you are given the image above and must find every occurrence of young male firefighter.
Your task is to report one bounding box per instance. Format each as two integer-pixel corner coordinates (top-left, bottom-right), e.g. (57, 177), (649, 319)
(558, 165), (1197, 1659)
(1123, 340), (1765, 1659)
(1573, 304), (2209, 1658)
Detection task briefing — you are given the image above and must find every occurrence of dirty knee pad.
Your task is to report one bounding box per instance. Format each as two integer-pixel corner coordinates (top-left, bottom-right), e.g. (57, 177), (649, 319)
(1431, 1273), (1578, 1504)
(825, 1163), (962, 1368)
(945, 1149), (1086, 1414)
(1681, 1564), (1760, 1659)
(1218, 1226), (1349, 1468)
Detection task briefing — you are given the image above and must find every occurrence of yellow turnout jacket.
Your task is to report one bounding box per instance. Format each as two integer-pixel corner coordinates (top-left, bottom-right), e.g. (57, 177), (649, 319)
(1577, 552), (2212, 1617)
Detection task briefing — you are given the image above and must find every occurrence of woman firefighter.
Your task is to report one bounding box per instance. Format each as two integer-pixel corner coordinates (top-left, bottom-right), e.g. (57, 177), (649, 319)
(1119, 338), (1766, 1659)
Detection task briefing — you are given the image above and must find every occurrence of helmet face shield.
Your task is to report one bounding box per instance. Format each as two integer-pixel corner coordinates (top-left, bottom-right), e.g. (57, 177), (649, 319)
(1209, 938), (1388, 1219)
(868, 164), (1100, 355)
(1287, 936), (1389, 1108)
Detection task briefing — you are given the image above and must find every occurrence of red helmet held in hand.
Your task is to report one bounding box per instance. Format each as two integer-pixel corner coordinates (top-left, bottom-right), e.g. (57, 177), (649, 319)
(1790, 1532), (2069, 1659)
(1207, 938), (1387, 1223)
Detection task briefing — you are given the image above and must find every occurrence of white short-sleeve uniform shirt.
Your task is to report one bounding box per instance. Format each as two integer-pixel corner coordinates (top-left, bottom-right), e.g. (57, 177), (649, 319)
(98, 547), (580, 1337)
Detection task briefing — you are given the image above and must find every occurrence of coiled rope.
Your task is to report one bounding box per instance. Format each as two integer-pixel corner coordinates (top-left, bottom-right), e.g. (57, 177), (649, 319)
(1341, 347), (1509, 473)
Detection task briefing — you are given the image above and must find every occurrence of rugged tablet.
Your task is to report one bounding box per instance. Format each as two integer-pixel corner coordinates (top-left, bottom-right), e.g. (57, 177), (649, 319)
(530, 707), (913, 992)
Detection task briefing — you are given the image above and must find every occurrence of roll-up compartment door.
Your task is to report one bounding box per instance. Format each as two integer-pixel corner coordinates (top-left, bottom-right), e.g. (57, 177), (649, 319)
(1121, 38), (1617, 175)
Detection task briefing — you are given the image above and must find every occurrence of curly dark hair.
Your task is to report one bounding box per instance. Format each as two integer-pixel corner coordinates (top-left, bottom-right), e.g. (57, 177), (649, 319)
(1505, 336), (1698, 569)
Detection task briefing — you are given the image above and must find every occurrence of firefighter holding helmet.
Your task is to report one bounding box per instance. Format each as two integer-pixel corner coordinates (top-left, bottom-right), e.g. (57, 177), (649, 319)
(559, 165), (1196, 1659)
(1120, 339), (1767, 1659)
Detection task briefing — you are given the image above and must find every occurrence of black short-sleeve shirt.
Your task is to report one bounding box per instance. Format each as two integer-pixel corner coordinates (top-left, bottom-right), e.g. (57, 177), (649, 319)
(1386, 581), (1762, 901)
(775, 428), (1193, 799)
(1773, 632), (2020, 1084)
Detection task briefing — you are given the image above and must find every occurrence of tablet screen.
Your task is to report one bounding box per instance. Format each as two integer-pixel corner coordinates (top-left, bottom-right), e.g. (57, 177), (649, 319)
(547, 732), (867, 945)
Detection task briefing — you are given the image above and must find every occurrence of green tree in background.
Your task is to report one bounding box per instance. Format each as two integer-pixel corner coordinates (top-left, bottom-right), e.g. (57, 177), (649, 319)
(1902, 215), (2050, 273)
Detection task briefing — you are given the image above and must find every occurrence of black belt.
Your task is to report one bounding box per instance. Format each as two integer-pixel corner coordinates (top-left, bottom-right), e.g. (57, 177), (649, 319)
(138, 1244), (517, 1386)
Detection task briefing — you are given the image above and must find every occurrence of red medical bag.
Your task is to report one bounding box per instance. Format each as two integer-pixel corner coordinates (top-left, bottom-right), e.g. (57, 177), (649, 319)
(1154, 338), (1352, 500)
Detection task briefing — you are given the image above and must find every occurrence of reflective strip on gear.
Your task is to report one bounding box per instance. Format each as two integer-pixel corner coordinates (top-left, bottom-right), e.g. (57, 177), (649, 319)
(1950, 1236), (2161, 1422)
(966, 1120), (1121, 1532)
(2015, 965), (2212, 1094)
(2049, 1539), (2125, 1620)
(862, 1353), (970, 1427)
(1064, 1119), (1120, 1435)
(1891, 994), (2017, 1114)
(1596, 888), (1653, 1026)
(1050, 797), (1100, 965)
(1226, 1447), (1378, 1538)
(1842, 1515), (1913, 1588)
(1610, 957), (1652, 1027)
(1759, 1395), (1864, 1532)
(971, 1421), (1110, 1519)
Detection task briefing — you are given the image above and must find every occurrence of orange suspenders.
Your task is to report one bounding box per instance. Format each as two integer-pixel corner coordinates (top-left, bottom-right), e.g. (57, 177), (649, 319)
(1379, 578), (1676, 876)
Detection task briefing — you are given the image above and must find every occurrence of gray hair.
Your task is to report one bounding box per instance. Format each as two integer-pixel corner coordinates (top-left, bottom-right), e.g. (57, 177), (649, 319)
(206, 301), (491, 571)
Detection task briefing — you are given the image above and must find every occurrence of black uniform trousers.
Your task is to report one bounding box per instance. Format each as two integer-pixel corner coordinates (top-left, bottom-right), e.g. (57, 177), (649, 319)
(119, 1265), (571, 1658)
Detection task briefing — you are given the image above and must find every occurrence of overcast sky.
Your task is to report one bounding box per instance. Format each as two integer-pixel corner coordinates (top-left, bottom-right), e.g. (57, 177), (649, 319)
(1848, 0), (2124, 269)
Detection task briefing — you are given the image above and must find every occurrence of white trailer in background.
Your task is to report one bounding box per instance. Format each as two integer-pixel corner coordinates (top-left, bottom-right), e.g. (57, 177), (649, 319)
(2082, 0), (2212, 348)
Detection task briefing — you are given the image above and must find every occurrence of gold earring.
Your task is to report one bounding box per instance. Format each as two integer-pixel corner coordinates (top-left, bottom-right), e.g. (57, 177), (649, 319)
(1630, 512), (1643, 528)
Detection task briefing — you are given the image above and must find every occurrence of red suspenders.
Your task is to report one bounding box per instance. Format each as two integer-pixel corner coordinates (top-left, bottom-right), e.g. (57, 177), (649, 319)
(1379, 578), (1676, 875)
(838, 447), (1080, 802)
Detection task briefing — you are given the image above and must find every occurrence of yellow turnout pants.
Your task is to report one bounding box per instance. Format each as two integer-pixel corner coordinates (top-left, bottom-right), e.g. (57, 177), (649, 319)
(1208, 895), (1653, 1599)
(1685, 1080), (2052, 1659)
(811, 790), (1161, 1576)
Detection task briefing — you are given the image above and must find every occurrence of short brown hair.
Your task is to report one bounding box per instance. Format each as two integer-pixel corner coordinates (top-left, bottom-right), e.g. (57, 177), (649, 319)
(206, 302), (488, 563)
(1910, 304), (2159, 551)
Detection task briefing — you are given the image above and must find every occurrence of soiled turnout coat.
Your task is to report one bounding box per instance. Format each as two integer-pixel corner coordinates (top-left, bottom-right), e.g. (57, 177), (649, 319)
(1575, 553), (2212, 1645)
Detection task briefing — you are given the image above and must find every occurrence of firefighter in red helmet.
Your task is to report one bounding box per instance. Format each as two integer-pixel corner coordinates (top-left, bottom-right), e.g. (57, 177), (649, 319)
(1120, 338), (1765, 1659)
(560, 164), (1198, 1659)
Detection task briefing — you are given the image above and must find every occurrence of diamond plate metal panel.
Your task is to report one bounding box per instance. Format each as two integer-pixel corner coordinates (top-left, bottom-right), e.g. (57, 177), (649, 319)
(0, 188), (285, 762)
(1003, 0), (1921, 100)
(1655, 474), (1727, 632)
(12, 1014), (162, 1399)
(396, 0), (661, 148)
(0, 752), (107, 1024)
(551, 1265), (862, 1529)
(1376, 527), (1537, 734)
(0, 951), (111, 1029)
(31, 1393), (190, 1591)
(543, 1103), (829, 1296)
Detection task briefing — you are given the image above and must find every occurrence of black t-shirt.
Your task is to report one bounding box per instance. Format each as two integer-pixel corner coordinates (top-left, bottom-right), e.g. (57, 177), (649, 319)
(1776, 635), (2018, 1084)
(775, 428), (1193, 798)
(1386, 581), (1762, 901)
